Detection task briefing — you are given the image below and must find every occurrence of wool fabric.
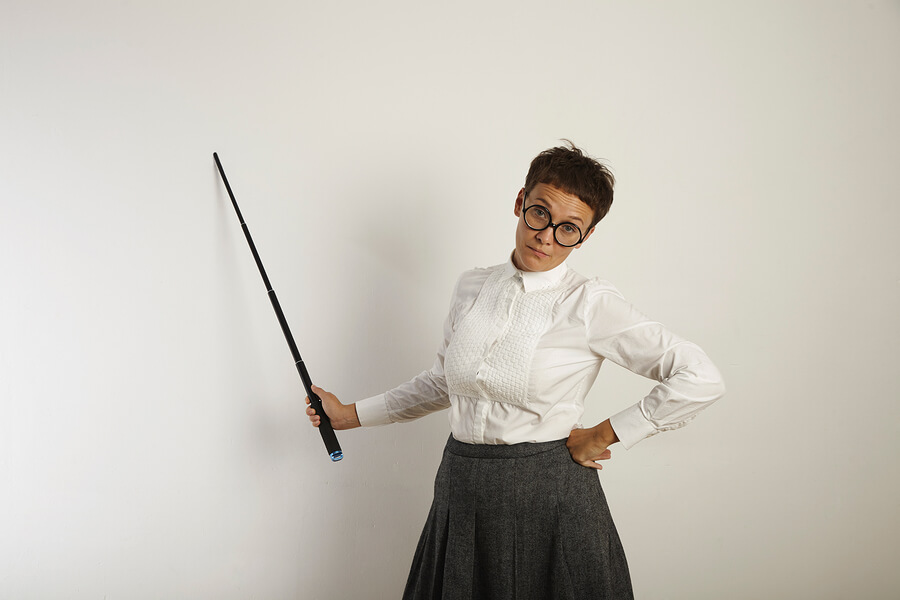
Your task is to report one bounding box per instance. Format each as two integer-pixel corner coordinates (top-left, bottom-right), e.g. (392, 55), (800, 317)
(403, 435), (634, 600)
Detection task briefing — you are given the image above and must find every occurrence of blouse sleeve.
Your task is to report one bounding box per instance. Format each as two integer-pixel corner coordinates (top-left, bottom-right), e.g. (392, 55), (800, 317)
(585, 281), (726, 449)
(356, 273), (470, 426)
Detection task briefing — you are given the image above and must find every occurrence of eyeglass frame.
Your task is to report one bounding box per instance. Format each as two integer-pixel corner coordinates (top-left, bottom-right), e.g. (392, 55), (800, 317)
(520, 192), (586, 247)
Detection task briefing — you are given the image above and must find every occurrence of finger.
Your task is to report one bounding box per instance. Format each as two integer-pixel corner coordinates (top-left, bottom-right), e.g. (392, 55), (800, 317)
(305, 396), (311, 405)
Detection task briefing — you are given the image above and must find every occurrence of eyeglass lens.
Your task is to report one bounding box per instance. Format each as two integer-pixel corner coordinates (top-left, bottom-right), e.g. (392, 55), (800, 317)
(523, 205), (582, 246)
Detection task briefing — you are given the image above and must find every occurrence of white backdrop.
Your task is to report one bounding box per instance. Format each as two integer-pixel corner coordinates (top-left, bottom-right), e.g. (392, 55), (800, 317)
(2, 1), (898, 598)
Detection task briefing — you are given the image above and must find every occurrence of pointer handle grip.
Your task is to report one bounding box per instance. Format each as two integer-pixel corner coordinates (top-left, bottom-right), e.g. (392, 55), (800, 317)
(305, 387), (343, 462)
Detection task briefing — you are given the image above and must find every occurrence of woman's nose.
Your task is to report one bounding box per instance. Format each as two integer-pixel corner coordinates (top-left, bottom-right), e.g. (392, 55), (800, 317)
(536, 226), (555, 245)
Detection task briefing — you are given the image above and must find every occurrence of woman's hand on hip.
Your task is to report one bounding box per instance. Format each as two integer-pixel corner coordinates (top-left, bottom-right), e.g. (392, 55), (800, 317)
(566, 419), (620, 470)
(305, 385), (361, 430)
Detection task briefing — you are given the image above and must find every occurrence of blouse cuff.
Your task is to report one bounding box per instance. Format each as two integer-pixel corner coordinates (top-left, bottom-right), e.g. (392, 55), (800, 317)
(609, 404), (659, 450)
(355, 393), (392, 427)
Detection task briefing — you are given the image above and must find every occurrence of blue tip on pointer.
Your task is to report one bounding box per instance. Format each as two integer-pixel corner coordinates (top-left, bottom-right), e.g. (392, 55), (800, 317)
(330, 451), (343, 462)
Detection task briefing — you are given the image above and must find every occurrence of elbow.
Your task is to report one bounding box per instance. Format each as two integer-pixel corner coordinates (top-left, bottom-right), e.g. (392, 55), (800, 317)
(681, 356), (726, 405)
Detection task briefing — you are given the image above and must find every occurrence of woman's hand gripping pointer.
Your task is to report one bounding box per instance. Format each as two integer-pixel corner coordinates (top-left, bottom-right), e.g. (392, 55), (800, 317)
(305, 385), (361, 430)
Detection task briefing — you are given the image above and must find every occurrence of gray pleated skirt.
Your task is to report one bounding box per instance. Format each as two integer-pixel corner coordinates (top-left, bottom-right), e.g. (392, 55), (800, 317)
(403, 435), (633, 600)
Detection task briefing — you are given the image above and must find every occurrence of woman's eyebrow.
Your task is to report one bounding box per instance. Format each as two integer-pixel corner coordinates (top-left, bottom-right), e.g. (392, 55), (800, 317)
(534, 196), (585, 225)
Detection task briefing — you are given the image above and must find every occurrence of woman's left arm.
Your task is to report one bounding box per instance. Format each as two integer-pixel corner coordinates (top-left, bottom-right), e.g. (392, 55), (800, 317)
(585, 283), (726, 451)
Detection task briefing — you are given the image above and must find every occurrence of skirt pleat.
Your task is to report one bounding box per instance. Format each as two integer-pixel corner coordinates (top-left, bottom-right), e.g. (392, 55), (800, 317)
(402, 435), (633, 600)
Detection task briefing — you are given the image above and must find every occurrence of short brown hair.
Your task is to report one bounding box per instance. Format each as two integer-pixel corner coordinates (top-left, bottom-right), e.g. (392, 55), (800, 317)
(524, 141), (615, 229)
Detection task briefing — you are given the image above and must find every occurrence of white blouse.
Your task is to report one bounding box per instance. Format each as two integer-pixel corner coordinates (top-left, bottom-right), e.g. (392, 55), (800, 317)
(355, 258), (725, 449)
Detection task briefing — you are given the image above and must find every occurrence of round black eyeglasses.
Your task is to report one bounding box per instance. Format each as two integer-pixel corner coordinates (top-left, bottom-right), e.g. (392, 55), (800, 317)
(522, 203), (585, 247)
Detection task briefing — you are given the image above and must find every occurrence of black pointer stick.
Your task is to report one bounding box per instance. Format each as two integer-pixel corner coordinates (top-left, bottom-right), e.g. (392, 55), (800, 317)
(214, 152), (343, 462)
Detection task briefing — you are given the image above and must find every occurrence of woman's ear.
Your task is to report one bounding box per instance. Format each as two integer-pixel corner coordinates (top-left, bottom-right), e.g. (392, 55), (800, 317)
(514, 188), (525, 217)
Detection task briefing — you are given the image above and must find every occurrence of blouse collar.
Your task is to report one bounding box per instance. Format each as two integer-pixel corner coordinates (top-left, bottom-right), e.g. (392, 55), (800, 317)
(503, 253), (569, 292)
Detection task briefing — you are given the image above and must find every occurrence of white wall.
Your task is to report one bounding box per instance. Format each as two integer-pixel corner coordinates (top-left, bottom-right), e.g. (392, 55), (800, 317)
(2, 1), (898, 598)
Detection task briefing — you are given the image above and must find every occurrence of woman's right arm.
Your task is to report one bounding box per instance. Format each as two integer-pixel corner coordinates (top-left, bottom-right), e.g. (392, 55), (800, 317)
(305, 272), (476, 431)
(303, 311), (453, 430)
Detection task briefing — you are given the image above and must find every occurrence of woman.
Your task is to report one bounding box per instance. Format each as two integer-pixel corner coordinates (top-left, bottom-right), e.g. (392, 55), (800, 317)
(307, 143), (726, 599)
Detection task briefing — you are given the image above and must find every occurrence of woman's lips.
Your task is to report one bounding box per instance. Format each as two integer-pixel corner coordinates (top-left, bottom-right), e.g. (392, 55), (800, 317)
(528, 246), (549, 258)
